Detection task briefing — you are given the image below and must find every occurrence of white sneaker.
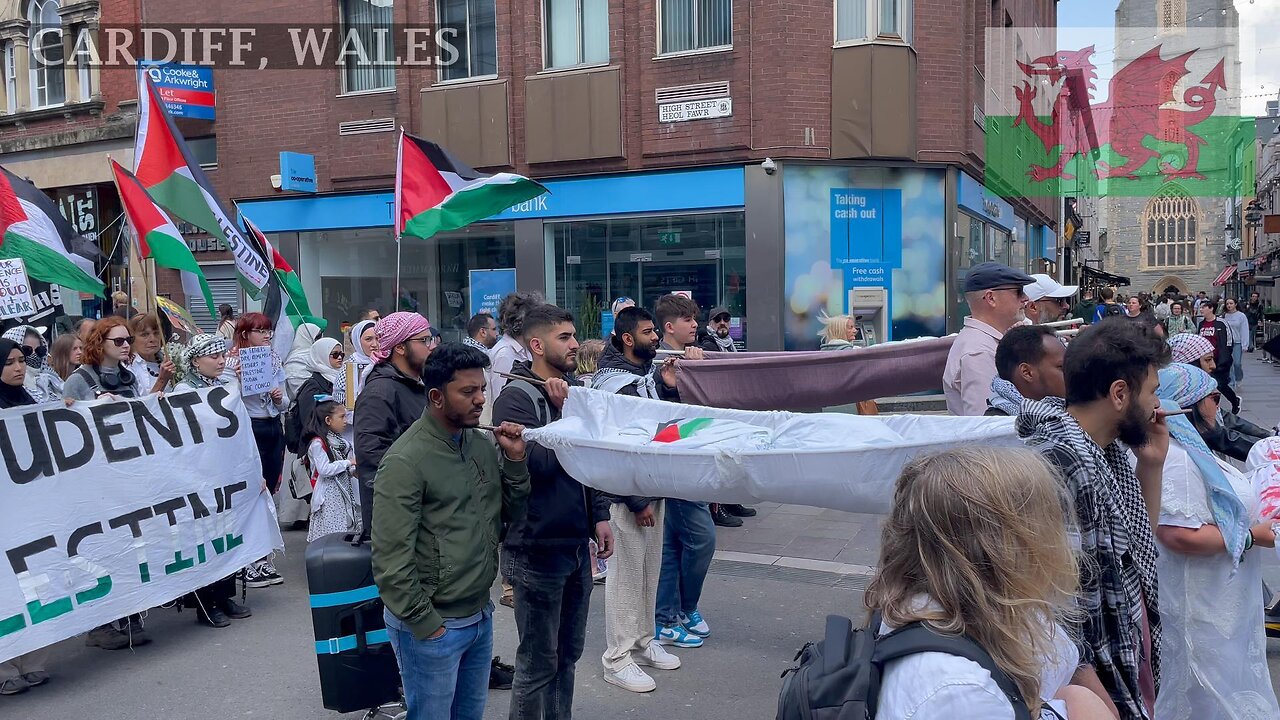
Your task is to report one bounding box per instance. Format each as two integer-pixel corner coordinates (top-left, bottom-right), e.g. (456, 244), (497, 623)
(603, 662), (656, 693)
(635, 641), (681, 670)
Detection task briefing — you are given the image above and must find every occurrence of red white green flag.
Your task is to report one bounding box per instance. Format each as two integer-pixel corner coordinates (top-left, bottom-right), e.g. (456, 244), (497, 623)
(0, 165), (104, 296)
(395, 131), (548, 240)
(133, 73), (271, 296)
(110, 159), (215, 316)
(242, 215), (325, 360)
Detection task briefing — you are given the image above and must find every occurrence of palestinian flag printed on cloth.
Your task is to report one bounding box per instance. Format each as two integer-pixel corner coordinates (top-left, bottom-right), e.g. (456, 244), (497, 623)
(396, 131), (548, 240)
(242, 214), (325, 360)
(653, 418), (716, 443)
(133, 72), (271, 297)
(110, 159), (216, 316)
(0, 166), (104, 296)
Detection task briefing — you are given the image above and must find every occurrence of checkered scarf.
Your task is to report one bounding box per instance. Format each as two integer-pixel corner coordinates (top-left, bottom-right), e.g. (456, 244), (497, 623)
(1167, 332), (1214, 365)
(1017, 397), (1159, 720)
(176, 334), (229, 388)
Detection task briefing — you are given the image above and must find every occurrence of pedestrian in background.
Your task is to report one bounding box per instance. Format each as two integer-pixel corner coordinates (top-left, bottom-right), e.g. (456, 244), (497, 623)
(1221, 298), (1250, 387)
(699, 306), (738, 352)
(216, 304), (236, 339)
(489, 291), (543, 400)
(464, 312), (499, 352)
(1197, 303), (1238, 414)
(575, 339), (605, 386)
(818, 313), (861, 350)
(1164, 302), (1195, 336)
(1073, 287), (1098, 325)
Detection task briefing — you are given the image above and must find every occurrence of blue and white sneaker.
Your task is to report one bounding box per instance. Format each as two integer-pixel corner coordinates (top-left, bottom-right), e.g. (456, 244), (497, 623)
(656, 624), (704, 648)
(679, 610), (710, 637)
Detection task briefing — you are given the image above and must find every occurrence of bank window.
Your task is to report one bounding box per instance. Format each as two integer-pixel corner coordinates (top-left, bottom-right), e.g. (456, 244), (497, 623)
(659, 0), (732, 55)
(438, 0), (498, 81)
(1143, 190), (1199, 269)
(835, 0), (912, 44)
(545, 0), (609, 69)
(28, 0), (65, 109)
(3, 42), (15, 113)
(339, 0), (396, 93)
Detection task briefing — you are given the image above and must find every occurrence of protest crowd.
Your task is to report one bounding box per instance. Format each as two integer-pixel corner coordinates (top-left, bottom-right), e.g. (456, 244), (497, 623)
(2, 259), (1280, 720)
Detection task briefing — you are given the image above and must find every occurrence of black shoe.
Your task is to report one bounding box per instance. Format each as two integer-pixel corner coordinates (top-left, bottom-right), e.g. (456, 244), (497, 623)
(220, 598), (253, 619)
(711, 504), (743, 528)
(489, 656), (514, 690)
(724, 504), (757, 518)
(197, 606), (231, 628)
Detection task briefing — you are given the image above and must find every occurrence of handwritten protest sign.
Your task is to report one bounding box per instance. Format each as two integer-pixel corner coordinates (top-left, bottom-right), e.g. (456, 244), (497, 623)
(237, 345), (275, 395)
(0, 387), (281, 663)
(0, 259), (36, 320)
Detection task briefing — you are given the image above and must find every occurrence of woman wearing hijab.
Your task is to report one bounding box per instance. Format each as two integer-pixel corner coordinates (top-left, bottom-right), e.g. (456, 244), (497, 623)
(1169, 332), (1273, 461)
(171, 334), (254, 629)
(1152, 363), (1280, 719)
(333, 319), (377, 409)
(295, 337), (343, 432)
(283, 322), (323, 399)
(0, 338), (52, 695)
(2, 325), (50, 401)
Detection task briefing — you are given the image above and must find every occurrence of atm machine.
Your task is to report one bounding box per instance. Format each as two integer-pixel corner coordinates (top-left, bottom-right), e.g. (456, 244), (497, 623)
(847, 287), (888, 347)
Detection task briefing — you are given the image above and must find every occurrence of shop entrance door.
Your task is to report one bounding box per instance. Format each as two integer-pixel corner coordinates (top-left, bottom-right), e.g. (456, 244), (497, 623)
(608, 252), (720, 316)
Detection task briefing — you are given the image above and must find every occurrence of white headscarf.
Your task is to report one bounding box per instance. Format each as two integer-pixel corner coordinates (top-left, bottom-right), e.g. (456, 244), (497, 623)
(349, 320), (377, 366)
(306, 337), (342, 384)
(284, 323), (323, 397)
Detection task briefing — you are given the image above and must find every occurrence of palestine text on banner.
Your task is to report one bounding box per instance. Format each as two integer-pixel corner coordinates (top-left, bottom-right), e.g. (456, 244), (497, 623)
(111, 159), (216, 317)
(133, 73), (270, 295)
(0, 166), (104, 297)
(0, 387), (282, 664)
(983, 28), (1255, 198)
(522, 387), (1021, 515)
(396, 131), (548, 240)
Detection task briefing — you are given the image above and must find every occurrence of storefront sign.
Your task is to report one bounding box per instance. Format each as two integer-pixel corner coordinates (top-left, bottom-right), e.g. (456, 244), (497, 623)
(830, 189), (903, 269)
(0, 259), (35, 319)
(958, 173), (1014, 231)
(185, 237), (228, 253)
(469, 269), (516, 317)
(658, 98), (732, 123)
(143, 63), (216, 120)
(601, 311), (614, 339)
(279, 152), (317, 193)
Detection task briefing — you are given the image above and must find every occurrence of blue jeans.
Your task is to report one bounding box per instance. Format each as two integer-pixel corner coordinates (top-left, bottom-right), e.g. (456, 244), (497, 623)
(384, 608), (493, 720)
(656, 500), (716, 627)
(507, 543), (593, 720)
(1232, 343), (1244, 385)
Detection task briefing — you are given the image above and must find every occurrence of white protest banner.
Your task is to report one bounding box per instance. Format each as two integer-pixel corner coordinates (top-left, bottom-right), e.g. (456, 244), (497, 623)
(237, 345), (275, 395)
(523, 387), (1021, 514)
(0, 258), (37, 320)
(0, 387), (283, 663)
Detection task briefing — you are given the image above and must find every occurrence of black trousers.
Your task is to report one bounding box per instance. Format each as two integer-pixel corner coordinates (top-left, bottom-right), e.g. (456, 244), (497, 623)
(251, 417), (286, 494)
(507, 543), (593, 720)
(1213, 369), (1241, 414)
(186, 575), (237, 612)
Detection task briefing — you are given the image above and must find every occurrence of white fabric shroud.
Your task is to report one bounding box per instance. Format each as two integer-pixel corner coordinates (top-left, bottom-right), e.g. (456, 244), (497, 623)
(522, 387), (1021, 514)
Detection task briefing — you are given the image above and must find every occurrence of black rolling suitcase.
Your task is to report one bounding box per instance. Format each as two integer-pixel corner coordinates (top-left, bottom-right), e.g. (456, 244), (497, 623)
(305, 532), (402, 713)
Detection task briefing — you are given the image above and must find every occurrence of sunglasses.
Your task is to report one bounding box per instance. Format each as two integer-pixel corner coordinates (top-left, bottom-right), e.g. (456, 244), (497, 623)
(330, 351), (346, 359)
(712, 316), (731, 323)
(107, 336), (135, 347)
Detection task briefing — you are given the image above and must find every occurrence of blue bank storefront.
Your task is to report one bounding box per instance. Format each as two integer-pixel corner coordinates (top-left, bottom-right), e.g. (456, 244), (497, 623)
(239, 166), (747, 344)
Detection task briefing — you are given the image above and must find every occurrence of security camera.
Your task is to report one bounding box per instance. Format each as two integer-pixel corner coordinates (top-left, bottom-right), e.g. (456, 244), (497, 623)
(761, 157), (776, 175)
(270, 174), (283, 191)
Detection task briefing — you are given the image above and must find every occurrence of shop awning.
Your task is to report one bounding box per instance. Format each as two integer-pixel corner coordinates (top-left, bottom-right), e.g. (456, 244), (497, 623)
(1080, 265), (1131, 287)
(1213, 265), (1237, 286)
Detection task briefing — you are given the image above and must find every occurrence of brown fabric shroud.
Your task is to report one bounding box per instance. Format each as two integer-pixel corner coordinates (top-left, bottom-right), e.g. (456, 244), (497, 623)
(674, 336), (956, 411)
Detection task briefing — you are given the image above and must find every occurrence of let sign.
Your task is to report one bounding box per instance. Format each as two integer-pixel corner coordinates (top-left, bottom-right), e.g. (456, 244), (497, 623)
(0, 259), (36, 320)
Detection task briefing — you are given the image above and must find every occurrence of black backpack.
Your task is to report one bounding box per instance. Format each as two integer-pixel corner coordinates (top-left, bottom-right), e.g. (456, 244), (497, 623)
(777, 614), (1032, 720)
(283, 402), (303, 454)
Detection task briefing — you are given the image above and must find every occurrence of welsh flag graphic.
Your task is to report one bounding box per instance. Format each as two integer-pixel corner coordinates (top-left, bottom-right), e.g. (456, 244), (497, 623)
(983, 28), (1255, 197)
(133, 73), (271, 296)
(653, 418), (716, 443)
(110, 159), (215, 316)
(396, 131), (548, 240)
(0, 166), (104, 296)
(242, 215), (325, 360)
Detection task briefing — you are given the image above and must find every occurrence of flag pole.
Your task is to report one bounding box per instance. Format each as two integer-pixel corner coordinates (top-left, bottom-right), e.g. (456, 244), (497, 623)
(394, 127), (404, 310)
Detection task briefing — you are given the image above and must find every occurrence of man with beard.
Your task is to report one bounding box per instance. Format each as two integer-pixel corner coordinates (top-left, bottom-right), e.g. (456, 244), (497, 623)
(944, 262), (1034, 415)
(464, 312), (499, 351)
(697, 306), (739, 352)
(1018, 318), (1171, 720)
(590, 306), (683, 693)
(1021, 274), (1077, 325)
(372, 343), (530, 720)
(493, 304), (614, 719)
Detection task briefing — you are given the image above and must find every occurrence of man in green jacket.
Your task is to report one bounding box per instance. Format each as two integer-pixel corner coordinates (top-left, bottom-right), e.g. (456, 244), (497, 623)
(372, 343), (530, 720)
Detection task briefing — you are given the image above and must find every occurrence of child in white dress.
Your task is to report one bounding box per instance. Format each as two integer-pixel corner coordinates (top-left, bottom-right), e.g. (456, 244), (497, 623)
(301, 398), (361, 542)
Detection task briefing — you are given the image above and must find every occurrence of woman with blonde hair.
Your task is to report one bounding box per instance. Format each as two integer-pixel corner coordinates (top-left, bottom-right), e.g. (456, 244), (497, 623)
(866, 447), (1115, 719)
(817, 313), (861, 350)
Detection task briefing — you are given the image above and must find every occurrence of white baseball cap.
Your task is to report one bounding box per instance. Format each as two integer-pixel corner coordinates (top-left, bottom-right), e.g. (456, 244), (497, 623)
(1023, 274), (1078, 302)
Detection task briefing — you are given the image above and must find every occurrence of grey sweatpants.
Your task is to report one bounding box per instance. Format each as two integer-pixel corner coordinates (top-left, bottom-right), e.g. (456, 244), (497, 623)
(601, 500), (665, 673)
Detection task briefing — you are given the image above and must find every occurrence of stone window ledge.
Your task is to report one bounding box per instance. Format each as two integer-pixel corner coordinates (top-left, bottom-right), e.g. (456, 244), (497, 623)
(0, 100), (105, 127)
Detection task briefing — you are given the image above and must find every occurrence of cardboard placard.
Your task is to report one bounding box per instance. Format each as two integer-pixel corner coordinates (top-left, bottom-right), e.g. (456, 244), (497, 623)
(0, 259), (36, 320)
(237, 345), (275, 395)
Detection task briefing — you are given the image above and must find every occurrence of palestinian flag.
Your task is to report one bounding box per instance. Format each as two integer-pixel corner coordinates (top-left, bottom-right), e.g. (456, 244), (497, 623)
(134, 72), (271, 296)
(0, 166), (104, 296)
(653, 418), (716, 443)
(396, 131), (548, 240)
(243, 214), (325, 361)
(110, 159), (215, 316)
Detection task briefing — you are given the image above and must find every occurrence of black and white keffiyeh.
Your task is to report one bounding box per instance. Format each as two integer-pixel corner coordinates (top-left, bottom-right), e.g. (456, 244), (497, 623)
(1017, 397), (1160, 720)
